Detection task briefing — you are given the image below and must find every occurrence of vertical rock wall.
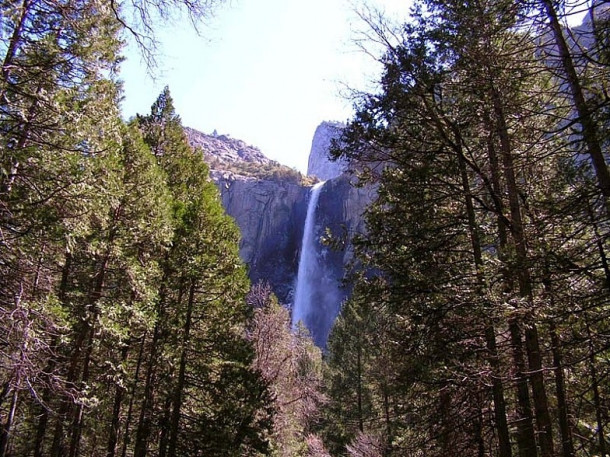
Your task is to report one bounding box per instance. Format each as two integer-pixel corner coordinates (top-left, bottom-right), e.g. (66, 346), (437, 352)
(214, 174), (309, 304)
(307, 121), (347, 180)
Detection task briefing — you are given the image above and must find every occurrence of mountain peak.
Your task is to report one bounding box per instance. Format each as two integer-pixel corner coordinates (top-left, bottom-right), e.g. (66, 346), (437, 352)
(307, 121), (347, 180)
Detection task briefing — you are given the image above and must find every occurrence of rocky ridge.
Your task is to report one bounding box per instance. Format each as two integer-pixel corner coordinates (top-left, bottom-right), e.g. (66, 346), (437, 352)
(186, 126), (313, 185)
(185, 127), (270, 165)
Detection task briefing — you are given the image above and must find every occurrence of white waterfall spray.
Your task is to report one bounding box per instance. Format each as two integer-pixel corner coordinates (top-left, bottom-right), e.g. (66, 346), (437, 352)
(292, 181), (326, 331)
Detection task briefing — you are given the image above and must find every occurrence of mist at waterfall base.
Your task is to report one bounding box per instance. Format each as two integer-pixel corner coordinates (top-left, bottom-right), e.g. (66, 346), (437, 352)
(291, 182), (344, 348)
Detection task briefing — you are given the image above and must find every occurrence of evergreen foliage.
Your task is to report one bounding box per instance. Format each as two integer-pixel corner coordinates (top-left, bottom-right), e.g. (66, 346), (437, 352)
(0, 0), (276, 449)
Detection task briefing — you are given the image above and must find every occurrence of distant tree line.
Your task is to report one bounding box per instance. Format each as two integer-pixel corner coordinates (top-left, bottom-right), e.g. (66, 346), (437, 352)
(207, 157), (318, 186)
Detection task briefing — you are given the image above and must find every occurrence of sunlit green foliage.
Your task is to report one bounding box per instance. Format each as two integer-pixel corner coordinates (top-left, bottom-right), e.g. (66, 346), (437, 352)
(0, 7), (276, 450)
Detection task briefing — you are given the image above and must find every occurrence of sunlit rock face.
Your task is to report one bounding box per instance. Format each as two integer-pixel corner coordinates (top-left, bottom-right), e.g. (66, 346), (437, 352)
(185, 127), (270, 165)
(307, 121), (347, 180)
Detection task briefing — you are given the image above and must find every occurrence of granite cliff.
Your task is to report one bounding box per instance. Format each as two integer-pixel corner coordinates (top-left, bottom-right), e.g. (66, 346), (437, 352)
(214, 175), (309, 304)
(307, 121), (348, 180)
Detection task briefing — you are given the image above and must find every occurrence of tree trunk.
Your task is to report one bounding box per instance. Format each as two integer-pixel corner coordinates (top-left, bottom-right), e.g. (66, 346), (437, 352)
(357, 337), (364, 433)
(428, 103), (515, 457)
(508, 321), (538, 457)
(493, 86), (554, 457)
(524, 325), (555, 457)
(456, 138), (512, 457)
(120, 331), (147, 457)
(0, 0), (30, 96)
(486, 121), (537, 457)
(476, 406), (486, 457)
(167, 279), (196, 455)
(67, 309), (99, 455)
(485, 326), (512, 457)
(586, 320), (607, 457)
(382, 378), (392, 453)
(586, 200), (610, 292)
(549, 323), (574, 457)
(438, 388), (453, 454)
(158, 396), (172, 457)
(1, 286), (29, 457)
(133, 270), (177, 457)
(50, 255), (92, 457)
(34, 252), (71, 457)
(0, 387), (18, 457)
(29, 247), (62, 457)
(541, 0), (610, 207)
(133, 322), (161, 457)
(107, 344), (130, 457)
(67, 230), (116, 457)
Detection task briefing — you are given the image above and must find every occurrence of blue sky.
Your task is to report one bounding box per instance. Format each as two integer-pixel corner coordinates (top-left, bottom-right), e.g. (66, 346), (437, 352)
(120, 0), (409, 172)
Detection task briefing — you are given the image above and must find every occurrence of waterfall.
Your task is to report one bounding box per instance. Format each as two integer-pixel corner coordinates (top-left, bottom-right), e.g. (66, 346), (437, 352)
(292, 181), (325, 331)
(292, 181), (342, 347)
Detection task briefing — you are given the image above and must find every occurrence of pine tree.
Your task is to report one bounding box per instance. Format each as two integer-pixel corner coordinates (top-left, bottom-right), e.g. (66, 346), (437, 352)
(323, 287), (395, 456)
(131, 87), (273, 457)
(0, 1), (124, 454)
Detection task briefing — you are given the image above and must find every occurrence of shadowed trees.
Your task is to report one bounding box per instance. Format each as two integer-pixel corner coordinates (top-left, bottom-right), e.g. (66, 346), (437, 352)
(322, 0), (610, 455)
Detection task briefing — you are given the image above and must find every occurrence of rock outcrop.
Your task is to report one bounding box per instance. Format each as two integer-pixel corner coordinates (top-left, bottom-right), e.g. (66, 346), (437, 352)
(307, 121), (347, 180)
(317, 174), (375, 270)
(185, 127), (270, 165)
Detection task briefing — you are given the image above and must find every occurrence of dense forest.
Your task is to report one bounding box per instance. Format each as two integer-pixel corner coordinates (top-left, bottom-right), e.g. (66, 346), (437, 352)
(323, 0), (610, 456)
(1, 0), (609, 456)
